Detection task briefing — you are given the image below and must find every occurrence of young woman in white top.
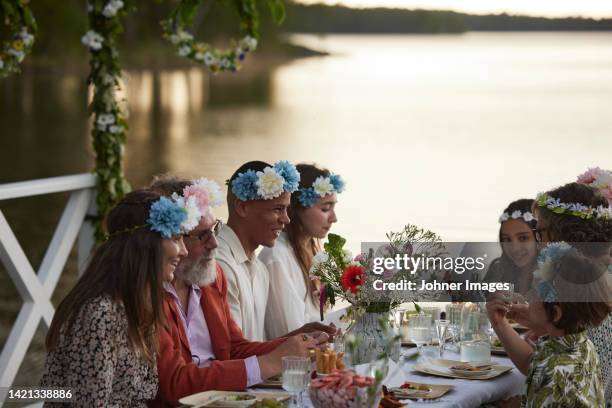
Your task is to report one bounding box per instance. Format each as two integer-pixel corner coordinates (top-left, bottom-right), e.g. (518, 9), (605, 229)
(259, 163), (345, 340)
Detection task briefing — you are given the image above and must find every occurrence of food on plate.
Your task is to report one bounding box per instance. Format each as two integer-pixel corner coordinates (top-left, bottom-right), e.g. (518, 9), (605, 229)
(314, 348), (345, 373)
(223, 394), (256, 401)
(379, 386), (407, 408)
(450, 363), (491, 372)
(491, 338), (503, 347)
(400, 382), (431, 392)
(249, 398), (284, 407)
(309, 369), (381, 408)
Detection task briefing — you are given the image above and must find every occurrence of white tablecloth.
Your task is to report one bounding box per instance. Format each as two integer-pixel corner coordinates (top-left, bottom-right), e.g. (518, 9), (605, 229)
(253, 349), (525, 408)
(393, 349), (525, 407)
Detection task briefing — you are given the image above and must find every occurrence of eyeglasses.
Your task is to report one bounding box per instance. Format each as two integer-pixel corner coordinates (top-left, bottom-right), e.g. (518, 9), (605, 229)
(532, 227), (548, 242)
(184, 219), (221, 242)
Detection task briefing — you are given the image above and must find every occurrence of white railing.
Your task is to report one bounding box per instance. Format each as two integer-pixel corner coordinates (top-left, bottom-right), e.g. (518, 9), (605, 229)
(0, 173), (97, 394)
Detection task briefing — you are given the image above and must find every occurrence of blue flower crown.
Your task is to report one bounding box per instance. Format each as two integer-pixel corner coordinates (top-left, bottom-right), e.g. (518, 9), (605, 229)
(230, 161), (300, 201)
(298, 173), (345, 208)
(534, 242), (576, 302)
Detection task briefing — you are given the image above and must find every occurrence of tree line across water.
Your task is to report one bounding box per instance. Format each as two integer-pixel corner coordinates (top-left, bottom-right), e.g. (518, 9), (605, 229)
(2, 1), (612, 60)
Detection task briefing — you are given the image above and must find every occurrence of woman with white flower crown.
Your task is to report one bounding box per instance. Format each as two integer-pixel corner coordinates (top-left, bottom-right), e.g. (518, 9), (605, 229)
(483, 198), (538, 295)
(40, 189), (199, 406)
(259, 163), (345, 340)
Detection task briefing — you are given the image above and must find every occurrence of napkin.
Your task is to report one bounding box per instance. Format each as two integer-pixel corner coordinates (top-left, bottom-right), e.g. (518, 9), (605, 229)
(354, 359), (405, 388)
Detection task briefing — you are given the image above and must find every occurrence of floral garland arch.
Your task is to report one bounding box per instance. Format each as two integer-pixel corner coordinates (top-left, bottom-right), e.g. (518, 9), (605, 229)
(162, 0), (285, 73)
(0, 0), (37, 77)
(82, 0), (133, 241)
(2, 0), (284, 242)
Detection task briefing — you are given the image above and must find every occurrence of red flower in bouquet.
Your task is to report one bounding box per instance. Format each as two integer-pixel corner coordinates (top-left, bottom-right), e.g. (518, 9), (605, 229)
(340, 265), (365, 294)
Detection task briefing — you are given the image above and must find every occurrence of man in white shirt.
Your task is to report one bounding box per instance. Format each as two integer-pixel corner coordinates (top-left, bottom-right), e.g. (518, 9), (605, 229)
(217, 160), (336, 341)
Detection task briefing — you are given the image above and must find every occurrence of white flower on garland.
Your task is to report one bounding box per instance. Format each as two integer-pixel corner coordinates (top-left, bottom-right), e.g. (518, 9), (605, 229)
(169, 29), (194, 45)
(7, 49), (25, 62)
(109, 125), (124, 134)
(240, 36), (257, 52)
(523, 212), (535, 222)
(203, 52), (217, 66)
(194, 178), (224, 208)
(176, 196), (202, 233)
(511, 210), (522, 219)
(220, 58), (232, 69)
(97, 113), (115, 128)
(101, 74), (115, 86)
(19, 28), (34, 47)
(177, 45), (191, 57)
(81, 30), (104, 51)
(194, 52), (205, 62)
(102, 0), (124, 17)
(256, 167), (285, 199)
(313, 176), (334, 197)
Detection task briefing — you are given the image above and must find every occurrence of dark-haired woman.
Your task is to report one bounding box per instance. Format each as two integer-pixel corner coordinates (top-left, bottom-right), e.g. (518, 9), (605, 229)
(484, 199), (538, 295)
(40, 190), (190, 406)
(259, 164), (344, 340)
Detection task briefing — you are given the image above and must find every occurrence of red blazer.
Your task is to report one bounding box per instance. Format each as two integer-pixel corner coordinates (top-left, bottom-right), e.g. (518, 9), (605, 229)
(150, 264), (285, 407)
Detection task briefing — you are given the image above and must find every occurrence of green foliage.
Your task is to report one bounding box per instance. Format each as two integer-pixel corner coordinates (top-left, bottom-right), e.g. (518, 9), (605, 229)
(161, 0), (285, 73)
(0, 0), (37, 77)
(324, 233), (347, 268)
(84, 0), (135, 241)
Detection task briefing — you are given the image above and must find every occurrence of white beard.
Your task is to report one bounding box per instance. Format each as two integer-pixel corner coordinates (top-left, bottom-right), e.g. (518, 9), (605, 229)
(176, 254), (217, 287)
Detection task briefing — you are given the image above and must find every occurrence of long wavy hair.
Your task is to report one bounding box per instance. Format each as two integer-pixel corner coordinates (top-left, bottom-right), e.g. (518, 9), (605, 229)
(285, 163), (333, 305)
(46, 190), (167, 363)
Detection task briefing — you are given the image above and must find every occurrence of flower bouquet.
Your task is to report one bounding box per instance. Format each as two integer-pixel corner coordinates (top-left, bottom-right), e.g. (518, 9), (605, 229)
(310, 225), (446, 318)
(310, 225), (446, 364)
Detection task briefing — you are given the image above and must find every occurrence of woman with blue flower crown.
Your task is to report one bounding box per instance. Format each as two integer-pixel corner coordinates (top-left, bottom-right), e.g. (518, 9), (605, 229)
(40, 189), (201, 407)
(259, 163), (345, 340)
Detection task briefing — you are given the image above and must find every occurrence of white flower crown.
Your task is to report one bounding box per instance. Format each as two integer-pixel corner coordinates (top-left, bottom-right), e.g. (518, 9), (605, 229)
(536, 192), (612, 220)
(498, 210), (536, 224)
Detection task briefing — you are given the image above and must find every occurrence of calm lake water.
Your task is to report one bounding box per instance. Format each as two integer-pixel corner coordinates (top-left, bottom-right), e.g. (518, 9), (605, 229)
(1, 32), (612, 384)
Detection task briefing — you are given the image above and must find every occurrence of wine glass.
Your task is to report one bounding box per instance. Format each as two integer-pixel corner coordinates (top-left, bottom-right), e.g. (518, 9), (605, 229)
(435, 319), (450, 357)
(282, 356), (311, 407)
(408, 314), (432, 362)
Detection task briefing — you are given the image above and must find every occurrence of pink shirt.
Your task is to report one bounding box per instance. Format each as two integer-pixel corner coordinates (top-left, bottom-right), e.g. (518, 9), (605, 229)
(163, 283), (262, 386)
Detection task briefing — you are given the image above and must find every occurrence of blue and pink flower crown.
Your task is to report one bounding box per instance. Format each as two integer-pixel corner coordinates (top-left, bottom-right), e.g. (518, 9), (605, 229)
(536, 192), (612, 221)
(230, 161), (300, 201)
(577, 167), (612, 205)
(112, 178), (224, 239)
(108, 195), (195, 239)
(298, 174), (345, 208)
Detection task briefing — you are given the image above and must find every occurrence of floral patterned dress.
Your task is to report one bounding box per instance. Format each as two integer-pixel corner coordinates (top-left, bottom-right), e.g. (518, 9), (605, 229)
(588, 316), (612, 407)
(40, 295), (158, 407)
(522, 332), (605, 407)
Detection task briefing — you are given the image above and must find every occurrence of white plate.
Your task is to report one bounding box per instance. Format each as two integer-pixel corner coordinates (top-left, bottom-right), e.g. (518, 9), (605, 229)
(178, 390), (288, 407)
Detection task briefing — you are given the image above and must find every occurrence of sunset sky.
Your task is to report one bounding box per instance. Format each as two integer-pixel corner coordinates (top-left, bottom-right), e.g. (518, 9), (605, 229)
(296, 0), (612, 18)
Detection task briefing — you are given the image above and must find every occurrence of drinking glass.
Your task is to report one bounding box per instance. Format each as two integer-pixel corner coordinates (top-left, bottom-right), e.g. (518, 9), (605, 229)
(408, 314), (432, 361)
(445, 303), (463, 351)
(282, 356), (311, 407)
(459, 303), (491, 363)
(435, 319), (450, 357)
